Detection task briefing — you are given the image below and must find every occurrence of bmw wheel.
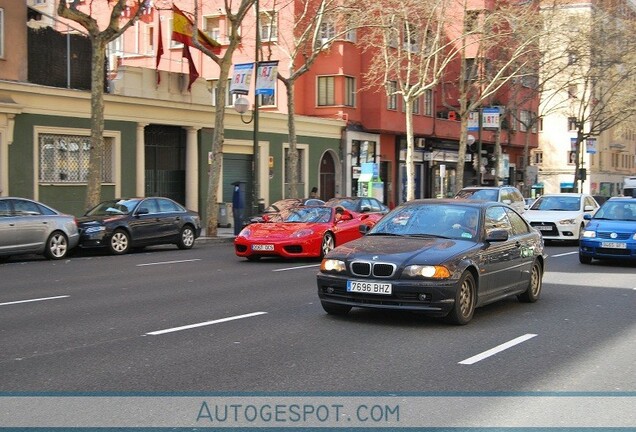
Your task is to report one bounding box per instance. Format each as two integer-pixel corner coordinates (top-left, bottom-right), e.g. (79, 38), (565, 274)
(321, 232), (335, 258)
(445, 271), (476, 325)
(44, 231), (69, 260)
(177, 225), (195, 249)
(109, 229), (130, 255)
(518, 260), (542, 303)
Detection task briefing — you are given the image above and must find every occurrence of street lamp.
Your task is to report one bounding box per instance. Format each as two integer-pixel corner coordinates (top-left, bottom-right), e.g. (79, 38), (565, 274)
(232, 0), (260, 216)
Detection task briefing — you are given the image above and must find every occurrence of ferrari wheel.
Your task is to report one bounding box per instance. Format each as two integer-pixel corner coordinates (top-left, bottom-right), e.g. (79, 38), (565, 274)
(320, 232), (335, 258)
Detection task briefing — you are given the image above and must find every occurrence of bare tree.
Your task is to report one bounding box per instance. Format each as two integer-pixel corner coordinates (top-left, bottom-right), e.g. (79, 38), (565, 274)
(541, 2), (636, 192)
(57, 0), (145, 210)
(445, 0), (543, 192)
(258, 0), (361, 199)
(357, 0), (463, 201)
(192, 0), (256, 236)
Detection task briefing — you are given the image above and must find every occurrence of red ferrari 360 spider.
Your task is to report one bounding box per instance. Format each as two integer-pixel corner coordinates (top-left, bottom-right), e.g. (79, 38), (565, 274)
(234, 206), (382, 260)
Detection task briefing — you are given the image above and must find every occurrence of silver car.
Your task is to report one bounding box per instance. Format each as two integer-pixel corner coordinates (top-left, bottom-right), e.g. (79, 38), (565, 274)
(0, 197), (79, 260)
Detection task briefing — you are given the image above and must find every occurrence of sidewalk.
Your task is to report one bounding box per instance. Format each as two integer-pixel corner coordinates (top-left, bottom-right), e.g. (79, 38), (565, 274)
(197, 226), (236, 244)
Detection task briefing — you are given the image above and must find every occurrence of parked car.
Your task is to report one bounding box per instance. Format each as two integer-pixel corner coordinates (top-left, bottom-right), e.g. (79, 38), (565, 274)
(235, 206), (383, 260)
(242, 198), (325, 226)
(454, 186), (526, 214)
(316, 199), (545, 325)
(77, 197), (201, 255)
(579, 197), (636, 264)
(524, 197), (536, 210)
(523, 193), (599, 242)
(325, 197), (390, 215)
(0, 197), (79, 260)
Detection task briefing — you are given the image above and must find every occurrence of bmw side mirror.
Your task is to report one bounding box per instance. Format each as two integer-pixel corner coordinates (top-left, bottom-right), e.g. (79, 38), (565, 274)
(485, 229), (509, 242)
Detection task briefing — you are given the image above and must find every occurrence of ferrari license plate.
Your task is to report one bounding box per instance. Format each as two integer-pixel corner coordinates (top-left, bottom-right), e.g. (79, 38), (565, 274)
(601, 242), (626, 249)
(252, 244), (274, 251)
(347, 280), (392, 295)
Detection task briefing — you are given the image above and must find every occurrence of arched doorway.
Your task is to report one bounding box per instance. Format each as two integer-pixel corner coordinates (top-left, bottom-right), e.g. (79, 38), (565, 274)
(319, 152), (336, 200)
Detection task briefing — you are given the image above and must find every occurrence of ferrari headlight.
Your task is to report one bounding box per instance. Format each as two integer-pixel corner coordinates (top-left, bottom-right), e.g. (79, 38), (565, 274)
(291, 229), (314, 238)
(582, 230), (596, 238)
(238, 228), (251, 237)
(404, 265), (450, 279)
(320, 259), (346, 273)
(558, 218), (577, 225)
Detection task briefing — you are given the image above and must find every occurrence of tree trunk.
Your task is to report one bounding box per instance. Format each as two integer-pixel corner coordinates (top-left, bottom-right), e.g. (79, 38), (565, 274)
(85, 38), (107, 211)
(285, 80), (300, 199)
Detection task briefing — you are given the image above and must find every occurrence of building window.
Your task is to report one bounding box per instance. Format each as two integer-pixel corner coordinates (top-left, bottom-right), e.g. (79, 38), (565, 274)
(317, 76), (335, 106)
(168, 18), (183, 48)
(520, 110), (530, 132)
(531, 113), (538, 133)
(39, 134), (113, 183)
(345, 15), (356, 42)
(533, 151), (543, 165)
(424, 89), (433, 116)
(568, 117), (578, 131)
(345, 76), (355, 107)
(147, 26), (155, 55)
(412, 96), (420, 114)
(209, 79), (237, 107)
(568, 84), (577, 99)
(258, 93), (276, 107)
(568, 151), (576, 165)
(260, 11), (277, 41)
(464, 10), (480, 32)
(205, 16), (222, 42)
(387, 81), (398, 110)
(0, 8), (4, 59)
(319, 20), (336, 41)
(283, 147), (305, 198)
(403, 23), (418, 52)
(568, 51), (578, 65)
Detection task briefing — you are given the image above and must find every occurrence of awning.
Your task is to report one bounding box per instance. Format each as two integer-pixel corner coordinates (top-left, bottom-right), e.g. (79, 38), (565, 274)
(560, 182), (574, 188)
(532, 183), (544, 189)
(357, 173), (373, 182)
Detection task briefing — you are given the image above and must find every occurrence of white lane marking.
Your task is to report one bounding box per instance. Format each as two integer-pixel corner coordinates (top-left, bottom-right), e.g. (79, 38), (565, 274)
(146, 311), (267, 336)
(0, 295), (70, 307)
(273, 264), (321, 272)
(551, 251), (578, 258)
(458, 333), (537, 365)
(136, 259), (202, 267)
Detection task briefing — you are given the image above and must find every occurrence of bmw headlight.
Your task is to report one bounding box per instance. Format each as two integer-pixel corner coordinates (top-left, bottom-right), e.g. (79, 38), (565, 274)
(320, 259), (346, 273)
(558, 218), (577, 225)
(404, 265), (450, 279)
(582, 230), (596, 238)
(291, 229), (314, 238)
(83, 226), (106, 234)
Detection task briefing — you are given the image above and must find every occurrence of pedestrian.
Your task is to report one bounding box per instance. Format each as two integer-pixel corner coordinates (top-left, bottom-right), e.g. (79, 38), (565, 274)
(309, 186), (319, 199)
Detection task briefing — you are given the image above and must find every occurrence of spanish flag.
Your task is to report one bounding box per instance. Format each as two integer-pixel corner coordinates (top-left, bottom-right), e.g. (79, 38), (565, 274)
(171, 5), (221, 54)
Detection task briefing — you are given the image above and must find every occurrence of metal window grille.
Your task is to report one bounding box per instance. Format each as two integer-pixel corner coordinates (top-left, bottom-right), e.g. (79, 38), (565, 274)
(39, 133), (113, 183)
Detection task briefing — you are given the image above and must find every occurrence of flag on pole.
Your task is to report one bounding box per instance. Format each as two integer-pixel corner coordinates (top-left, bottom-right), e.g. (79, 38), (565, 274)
(182, 45), (199, 91)
(155, 14), (164, 85)
(171, 5), (221, 54)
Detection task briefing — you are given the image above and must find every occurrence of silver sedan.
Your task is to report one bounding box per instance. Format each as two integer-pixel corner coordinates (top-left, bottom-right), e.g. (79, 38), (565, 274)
(0, 197), (79, 260)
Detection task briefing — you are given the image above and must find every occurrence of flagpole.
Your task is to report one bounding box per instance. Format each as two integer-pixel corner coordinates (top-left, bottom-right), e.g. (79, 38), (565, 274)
(253, 0), (260, 215)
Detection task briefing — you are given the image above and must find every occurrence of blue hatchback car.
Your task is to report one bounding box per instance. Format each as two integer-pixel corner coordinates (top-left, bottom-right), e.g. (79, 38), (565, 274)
(579, 197), (636, 264)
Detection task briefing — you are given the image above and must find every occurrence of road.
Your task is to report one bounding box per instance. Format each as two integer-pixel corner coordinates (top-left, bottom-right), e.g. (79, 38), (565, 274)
(0, 241), (634, 428)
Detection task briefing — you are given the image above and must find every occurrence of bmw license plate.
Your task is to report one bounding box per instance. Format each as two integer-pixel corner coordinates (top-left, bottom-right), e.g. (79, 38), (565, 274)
(601, 242), (627, 249)
(347, 280), (392, 295)
(252, 244), (274, 251)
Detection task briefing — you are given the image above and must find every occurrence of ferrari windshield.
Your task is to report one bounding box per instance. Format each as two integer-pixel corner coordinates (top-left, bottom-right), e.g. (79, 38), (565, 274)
(284, 207), (332, 223)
